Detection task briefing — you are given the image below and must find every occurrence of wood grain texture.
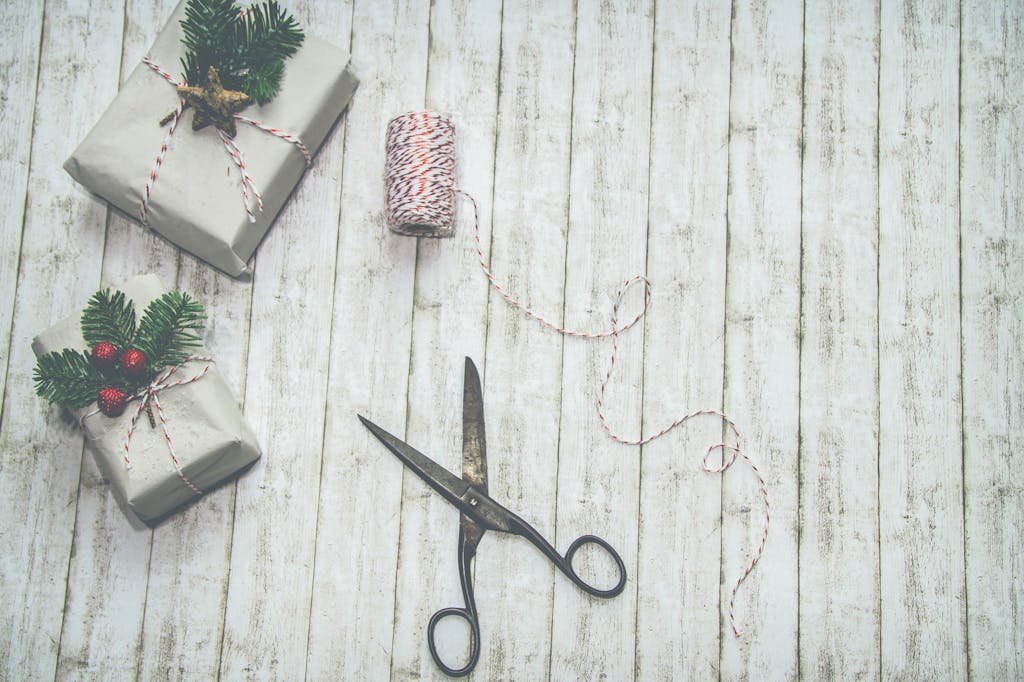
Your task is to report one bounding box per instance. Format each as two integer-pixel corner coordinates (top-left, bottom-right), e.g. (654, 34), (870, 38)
(798, 1), (881, 678)
(474, 1), (578, 678)
(387, 0), (501, 678)
(878, 0), (967, 677)
(3, 1), (1021, 678)
(721, 0), (802, 678)
(303, 1), (423, 679)
(217, 1), (351, 676)
(635, 0), (729, 678)
(0, 0), (44, 421)
(550, 1), (652, 679)
(0, 0), (125, 678)
(961, 0), (1024, 678)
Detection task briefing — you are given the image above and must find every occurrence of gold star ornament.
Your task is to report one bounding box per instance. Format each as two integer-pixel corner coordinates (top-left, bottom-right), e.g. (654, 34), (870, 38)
(177, 66), (251, 137)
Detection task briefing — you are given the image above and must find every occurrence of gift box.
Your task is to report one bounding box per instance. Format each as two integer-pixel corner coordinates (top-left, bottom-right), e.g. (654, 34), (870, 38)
(32, 274), (260, 522)
(64, 1), (359, 278)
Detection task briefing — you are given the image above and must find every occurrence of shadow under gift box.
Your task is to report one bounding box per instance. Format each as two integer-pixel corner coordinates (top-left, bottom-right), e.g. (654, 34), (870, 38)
(32, 274), (261, 523)
(64, 1), (359, 279)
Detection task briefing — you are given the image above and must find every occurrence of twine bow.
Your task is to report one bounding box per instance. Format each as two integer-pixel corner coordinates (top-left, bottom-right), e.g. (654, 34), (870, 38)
(81, 356), (214, 496)
(139, 57), (312, 226)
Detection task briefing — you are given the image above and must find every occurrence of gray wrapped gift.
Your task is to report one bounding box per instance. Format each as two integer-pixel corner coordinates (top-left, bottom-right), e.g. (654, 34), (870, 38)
(32, 275), (260, 522)
(64, 2), (358, 278)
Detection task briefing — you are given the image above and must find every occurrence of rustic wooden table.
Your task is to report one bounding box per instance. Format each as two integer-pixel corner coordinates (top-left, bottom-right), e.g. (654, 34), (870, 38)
(1, 0), (1020, 679)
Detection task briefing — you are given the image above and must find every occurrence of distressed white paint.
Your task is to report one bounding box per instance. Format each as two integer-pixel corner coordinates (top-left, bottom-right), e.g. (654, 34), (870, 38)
(474, 1), (578, 679)
(635, 1), (729, 679)
(0, 0), (44, 420)
(879, 0), (967, 678)
(304, 1), (423, 679)
(550, 1), (652, 679)
(719, 2), (803, 680)
(798, 1), (881, 678)
(1, 1), (1022, 679)
(960, 0), (1024, 678)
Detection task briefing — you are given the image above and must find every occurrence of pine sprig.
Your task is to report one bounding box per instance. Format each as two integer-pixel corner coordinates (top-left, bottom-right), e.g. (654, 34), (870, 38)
(34, 289), (208, 410)
(81, 289), (136, 350)
(34, 349), (116, 409)
(180, 0), (304, 105)
(133, 292), (206, 370)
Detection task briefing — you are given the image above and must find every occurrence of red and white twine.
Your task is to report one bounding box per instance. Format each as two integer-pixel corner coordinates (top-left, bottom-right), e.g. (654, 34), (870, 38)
(139, 57), (311, 225)
(81, 357), (214, 497)
(384, 111), (771, 637)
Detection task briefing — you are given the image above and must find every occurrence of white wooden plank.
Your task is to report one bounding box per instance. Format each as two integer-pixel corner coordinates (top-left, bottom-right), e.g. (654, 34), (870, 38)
(960, 1), (1024, 678)
(878, 0), (966, 677)
(386, 0), (501, 678)
(720, 0), (802, 678)
(217, 0), (352, 675)
(0, 0), (126, 678)
(0, 0), (44, 420)
(550, 1), (652, 678)
(302, 1), (429, 679)
(797, 1), (881, 678)
(473, 1), (578, 679)
(635, 1), (730, 679)
(53, 1), (181, 676)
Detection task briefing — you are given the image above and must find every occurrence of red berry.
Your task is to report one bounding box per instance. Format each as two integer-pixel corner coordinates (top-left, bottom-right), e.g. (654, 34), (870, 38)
(120, 348), (148, 377)
(91, 341), (119, 368)
(97, 387), (127, 417)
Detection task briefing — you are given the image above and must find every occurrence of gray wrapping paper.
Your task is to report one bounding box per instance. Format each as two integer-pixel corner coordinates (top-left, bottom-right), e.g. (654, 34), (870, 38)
(64, 2), (358, 277)
(32, 274), (261, 522)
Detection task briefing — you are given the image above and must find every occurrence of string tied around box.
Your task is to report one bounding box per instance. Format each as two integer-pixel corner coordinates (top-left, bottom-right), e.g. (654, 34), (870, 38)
(139, 57), (311, 226)
(81, 356), (214, 497)
(384, 110), (770, 638)
(134, 0), (311, 226)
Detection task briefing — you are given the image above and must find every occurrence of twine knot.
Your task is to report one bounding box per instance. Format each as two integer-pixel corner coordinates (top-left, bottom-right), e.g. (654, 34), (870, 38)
(139, 57), (312, 226)
(81, 356), (214, 496)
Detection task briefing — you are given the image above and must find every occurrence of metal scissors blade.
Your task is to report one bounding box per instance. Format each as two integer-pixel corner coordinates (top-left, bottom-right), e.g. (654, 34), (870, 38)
(357, 413), (515, 534)
(357, 415), (472, 510)
(460, 357), (488, 549)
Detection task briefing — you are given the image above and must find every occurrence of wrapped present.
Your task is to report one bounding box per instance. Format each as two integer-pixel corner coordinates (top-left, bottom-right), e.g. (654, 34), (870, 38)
(32, 274), (260, 522)
(64, 0), (359, 278)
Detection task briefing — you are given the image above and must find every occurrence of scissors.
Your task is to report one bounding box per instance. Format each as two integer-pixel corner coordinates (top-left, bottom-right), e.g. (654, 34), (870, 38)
(358, 357), (626, 677)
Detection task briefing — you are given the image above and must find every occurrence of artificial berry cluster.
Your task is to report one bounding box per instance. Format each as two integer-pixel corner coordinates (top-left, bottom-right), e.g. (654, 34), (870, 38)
(89, 342), (150, 417)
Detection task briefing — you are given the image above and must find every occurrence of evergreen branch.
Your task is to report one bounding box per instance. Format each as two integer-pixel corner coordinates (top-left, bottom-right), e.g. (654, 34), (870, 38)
(178, 0), (304, 103)
(80, 289), (136, 349)
(235, 1), (304, 63)
(134, 292), (206, 369)
(241, 60), (284, 105)
(234, 2), (303, 103)
(34, 349), (115, 409)
(181, 0), (240, 85)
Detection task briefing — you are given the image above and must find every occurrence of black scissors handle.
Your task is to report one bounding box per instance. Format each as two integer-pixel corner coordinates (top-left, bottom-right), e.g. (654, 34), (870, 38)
(427, 527), (481, 677)
(506, 513), (627, 598)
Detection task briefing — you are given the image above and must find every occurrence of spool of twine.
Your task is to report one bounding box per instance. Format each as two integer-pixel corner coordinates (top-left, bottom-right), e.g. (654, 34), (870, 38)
(384, 111), (457, 237)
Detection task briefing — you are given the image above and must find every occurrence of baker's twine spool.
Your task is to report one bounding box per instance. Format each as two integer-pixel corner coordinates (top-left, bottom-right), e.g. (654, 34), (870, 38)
(383, 111), (771, 637)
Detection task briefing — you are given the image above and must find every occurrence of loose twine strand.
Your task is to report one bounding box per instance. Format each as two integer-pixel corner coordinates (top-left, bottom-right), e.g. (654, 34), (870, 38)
(80, 357), (214, 496)
(140, 57), (311, 226)
(384, 111), (770, 637)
